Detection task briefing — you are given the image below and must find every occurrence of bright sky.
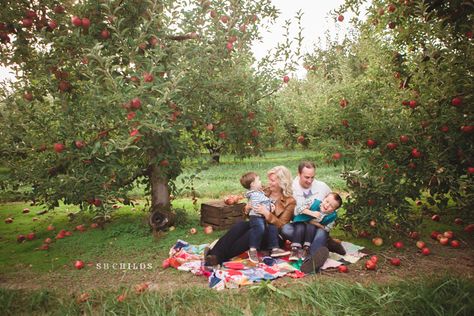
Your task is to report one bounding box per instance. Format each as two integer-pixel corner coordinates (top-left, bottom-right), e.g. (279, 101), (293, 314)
(0, 1), (350, 83)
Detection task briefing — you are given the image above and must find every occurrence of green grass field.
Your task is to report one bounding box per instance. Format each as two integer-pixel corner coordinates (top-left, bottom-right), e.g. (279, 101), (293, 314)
(1, 149), (473, 315)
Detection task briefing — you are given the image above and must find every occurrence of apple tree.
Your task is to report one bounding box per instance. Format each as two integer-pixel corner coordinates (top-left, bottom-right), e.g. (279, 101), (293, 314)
(278, 0), (473, 235)
(0, 0), (297, 226)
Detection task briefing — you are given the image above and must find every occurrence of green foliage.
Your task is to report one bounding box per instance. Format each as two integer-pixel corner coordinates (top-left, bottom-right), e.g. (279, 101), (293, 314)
(277, 0), (473, 234)
(0, 0), (301, 216)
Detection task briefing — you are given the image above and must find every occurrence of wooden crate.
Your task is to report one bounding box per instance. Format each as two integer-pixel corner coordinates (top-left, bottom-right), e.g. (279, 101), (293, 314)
(200, 200), (246, 230)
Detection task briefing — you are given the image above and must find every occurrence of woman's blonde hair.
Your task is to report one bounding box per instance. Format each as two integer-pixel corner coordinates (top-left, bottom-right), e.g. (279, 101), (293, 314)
(267, 166), (293, 197)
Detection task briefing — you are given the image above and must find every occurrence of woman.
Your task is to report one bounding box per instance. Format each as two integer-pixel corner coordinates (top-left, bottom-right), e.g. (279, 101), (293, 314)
(205, 166), (296, 265)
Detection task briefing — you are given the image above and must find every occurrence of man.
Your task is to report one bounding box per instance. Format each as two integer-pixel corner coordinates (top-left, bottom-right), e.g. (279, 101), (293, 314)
(282, 161), (346, 274)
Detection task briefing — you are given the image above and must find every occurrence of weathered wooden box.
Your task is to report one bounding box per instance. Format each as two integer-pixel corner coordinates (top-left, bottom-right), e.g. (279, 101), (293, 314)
(200, 200), (245, 230)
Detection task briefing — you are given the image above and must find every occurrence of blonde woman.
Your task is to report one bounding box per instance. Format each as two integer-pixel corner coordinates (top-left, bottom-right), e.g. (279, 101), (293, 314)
(206, 166), (296, 265)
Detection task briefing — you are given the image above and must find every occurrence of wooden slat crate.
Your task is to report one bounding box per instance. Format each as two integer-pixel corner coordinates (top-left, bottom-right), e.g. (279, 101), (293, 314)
(200, 200), (246, 230)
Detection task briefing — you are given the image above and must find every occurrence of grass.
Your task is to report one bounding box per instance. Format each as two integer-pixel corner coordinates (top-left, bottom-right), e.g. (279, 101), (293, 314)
(127, 149), (346, 199)
(0, 276), (473, 315)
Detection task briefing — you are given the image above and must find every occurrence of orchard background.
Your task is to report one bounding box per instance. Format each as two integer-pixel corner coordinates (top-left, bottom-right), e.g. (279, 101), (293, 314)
(0, 0), (473, 314)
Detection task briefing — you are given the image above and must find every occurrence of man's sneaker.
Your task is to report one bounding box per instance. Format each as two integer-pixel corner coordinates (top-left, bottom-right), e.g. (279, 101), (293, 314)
(300, 246), (329, 274)
(248, 249), (259, 263)
(289, 247), (300, 261)
(301, 246), (310, 260)
(327, 237), (346, 255)
(270, 248), (291, 258)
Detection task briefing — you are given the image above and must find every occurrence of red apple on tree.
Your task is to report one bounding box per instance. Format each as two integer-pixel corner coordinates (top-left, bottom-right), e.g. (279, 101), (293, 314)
(337, 15), (344, 22)
(81, 18), (90, 29)
(71, 16), (82, 27)
(366, 139), (377, 148)
(100, 29), (110, 39)
(283, 75), (290, 83)
(451, 97), (462, 106)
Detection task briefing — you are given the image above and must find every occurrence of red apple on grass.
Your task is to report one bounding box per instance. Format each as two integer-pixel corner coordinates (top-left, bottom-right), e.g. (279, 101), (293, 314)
(439, 237), (449, 245)
(17, 234), (26, 242)
(421, 247), (430, 255)
(203, 225), (213, 234)
(189, 228), (197, 235)
(443, 231), (454, 239)
(454, 218), (463, 225)
(390, 258), (401, 266)
(71, 16), (82, 27)
(430, 231), (441, 240)
(464, 224), (474, 233)
(393, 241), (404, 249)
(338, 265), (348, 273)
(5, 217), (13, 224)
(369, 255), (378, 263)
(450, 240), (460, 248)
(372, 237), (383, 246)
(365, 260), (376, 270)
(337, 15), (344, 22)
(100, 29), (110, 39)
(74, 260), (85, 269)
(416, 241), (426, 249)
(431, 214), (440, 221)
(26, 232), (36, 241)
(22, 208), (30, 213)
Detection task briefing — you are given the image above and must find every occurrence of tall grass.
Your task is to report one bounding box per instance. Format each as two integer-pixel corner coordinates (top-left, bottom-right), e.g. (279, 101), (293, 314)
(1, 277), (473, 315)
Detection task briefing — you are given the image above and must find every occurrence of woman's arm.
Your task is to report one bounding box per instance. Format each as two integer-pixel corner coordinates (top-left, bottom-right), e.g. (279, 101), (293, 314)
(255, 199), (296, 228)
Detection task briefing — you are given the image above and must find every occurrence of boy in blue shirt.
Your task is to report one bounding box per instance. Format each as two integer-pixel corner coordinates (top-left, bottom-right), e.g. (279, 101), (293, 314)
(289, 192), (342, 260)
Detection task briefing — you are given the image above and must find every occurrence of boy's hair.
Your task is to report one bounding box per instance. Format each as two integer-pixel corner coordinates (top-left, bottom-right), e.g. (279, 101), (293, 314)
(240, 172), (258, 189)
(328, 192), (343, 208)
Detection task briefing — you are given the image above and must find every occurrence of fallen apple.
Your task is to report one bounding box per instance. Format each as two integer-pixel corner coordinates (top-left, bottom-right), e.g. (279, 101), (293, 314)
(189, 228), (197, 235)
(338, 265), (348, 273)
(372, 237), (383, 246)
(416, 241), (426, 249)
(431, 214), (440, 221)
(465, 224), (474, 233)
(454, 218), (463, 225)
(117, 294), (126, 302)
(390, 258), (401, 266)
(47, 225), (55, 231)
(5, 217), (13, 224)
(408, 231), (419, 240)
(17, 234), (26, 242)
(74, 260), (85, 270)
(369, 255), (378, 263)
(39, 244), (49, 250)
(443, 231), (454, 239)
(365, 260), (377, 270)
(203, 225), (213, 234)
(44, 238), (52, 244)
(430, 231), (441, 240)
(22, 208), (30, 214)
(439, 236), (449, 245)
(90, 223), (99, 228)
(421, 247), (430, 255)
(393, 241), (404, 249)
(450, 240), (460, 248)
(26, 232), (36, 241)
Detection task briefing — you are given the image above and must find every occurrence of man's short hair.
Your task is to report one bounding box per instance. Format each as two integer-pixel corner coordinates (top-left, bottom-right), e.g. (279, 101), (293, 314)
(240, 172), (258, 190)
(298, 161), (316, 174)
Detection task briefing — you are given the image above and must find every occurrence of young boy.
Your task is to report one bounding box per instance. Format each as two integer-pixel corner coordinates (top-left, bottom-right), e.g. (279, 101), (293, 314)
(289, 192), (342, 261)
(240, 172), (289, 263)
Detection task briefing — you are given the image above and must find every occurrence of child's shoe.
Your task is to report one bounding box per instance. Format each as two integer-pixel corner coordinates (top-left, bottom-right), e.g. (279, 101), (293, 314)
(289, 247), (301, 261)
(302, 246), (310, 260)
(248, 249), (259, 263)
(271, 247), (290, 258)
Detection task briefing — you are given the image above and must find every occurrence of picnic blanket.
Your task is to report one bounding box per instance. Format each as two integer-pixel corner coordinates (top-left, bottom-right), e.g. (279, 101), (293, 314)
(164, 239), (367, 290)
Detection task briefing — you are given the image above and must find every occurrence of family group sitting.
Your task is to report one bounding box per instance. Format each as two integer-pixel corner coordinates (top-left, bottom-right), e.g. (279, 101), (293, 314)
(205, 161), (346, 274)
